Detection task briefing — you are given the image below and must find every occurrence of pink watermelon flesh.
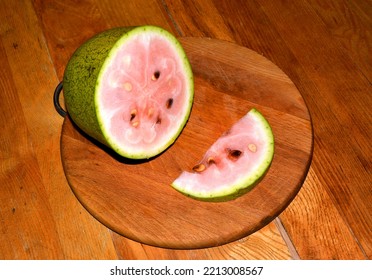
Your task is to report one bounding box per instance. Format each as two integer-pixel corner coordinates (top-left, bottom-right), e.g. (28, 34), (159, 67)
(171, 108), (274, 201)
(97, 29), (193, 158)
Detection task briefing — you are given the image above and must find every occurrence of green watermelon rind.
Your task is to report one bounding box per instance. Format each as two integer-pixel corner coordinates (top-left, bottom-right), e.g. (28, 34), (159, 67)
(64, 27), (131, 147)
(171, 108), (274, 202)
(63, 26), (194, 159)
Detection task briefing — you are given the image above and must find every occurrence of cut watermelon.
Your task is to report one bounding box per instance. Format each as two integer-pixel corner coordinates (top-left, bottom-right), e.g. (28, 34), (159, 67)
(63, 26), (194, 159)
(172, 108), (274, 202)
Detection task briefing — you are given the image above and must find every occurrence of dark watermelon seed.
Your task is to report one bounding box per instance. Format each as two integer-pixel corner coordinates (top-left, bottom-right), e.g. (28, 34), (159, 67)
(156, 116), (162, 124)
(152, 71), (160, 80)
(130, 109), (137, 121)
(166, 98), (173, 109)
(226, 149), (242, 161)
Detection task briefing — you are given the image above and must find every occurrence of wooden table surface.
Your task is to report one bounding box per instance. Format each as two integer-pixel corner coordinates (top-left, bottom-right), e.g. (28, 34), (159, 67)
(0, 0), (370, 260)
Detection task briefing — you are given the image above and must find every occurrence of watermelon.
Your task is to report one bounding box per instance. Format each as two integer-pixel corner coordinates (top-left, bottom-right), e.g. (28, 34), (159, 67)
(63, 26), (194, 159)
(171, 108), (274, 202)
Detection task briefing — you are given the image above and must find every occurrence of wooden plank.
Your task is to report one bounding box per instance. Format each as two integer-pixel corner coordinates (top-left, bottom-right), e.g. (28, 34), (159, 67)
(0, 39), (63, 259)
(0, 0), (118, 259)
(95, 0), (176, 32)
(162, 0), (235, 41)
(257, 0), (371, 259)
(162, 0), (370, 259)
(32, 0), (108, 79)
(281, 168), (366, 259)
(307, 0), (372, 81)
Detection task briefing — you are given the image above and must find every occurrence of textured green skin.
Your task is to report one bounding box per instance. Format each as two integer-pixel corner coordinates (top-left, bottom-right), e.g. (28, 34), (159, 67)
(63, 26), (194, 158)
(63, 27), (134, 146)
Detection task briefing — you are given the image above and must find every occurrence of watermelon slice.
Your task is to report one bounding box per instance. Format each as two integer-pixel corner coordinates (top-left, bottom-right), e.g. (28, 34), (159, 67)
(172, 108), (274, 202)
(63, 26), (194, 159)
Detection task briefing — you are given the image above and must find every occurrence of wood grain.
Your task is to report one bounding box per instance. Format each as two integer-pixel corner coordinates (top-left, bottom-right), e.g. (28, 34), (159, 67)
(281, 168), (366, 259)
(60, 37), (312, 249)
(0, 39), (63, 259)
(0, 0), (370, 259)
(257, 0), (371, 259)
(162, 0), (371, 260)
(307, 0), (372, 81)
(111, 219), (293, 259)
(1, 0), (117, 259)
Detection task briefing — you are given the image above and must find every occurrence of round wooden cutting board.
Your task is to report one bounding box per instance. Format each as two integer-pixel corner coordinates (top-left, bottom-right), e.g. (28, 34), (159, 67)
(60, 37), (313, 249)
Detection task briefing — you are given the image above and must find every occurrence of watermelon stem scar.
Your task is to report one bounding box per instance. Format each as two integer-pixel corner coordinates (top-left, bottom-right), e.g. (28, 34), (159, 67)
(60, 26), (194, 159)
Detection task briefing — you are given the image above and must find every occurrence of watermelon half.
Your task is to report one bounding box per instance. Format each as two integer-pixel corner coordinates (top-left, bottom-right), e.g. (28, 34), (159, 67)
(172, 108), (274, 202)
(63, 26), (194, 159)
